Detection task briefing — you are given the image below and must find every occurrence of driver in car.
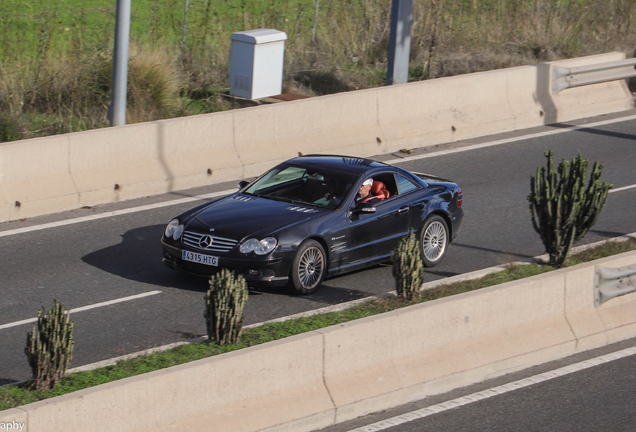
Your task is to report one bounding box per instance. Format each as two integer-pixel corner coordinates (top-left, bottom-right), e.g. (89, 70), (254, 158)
(355, 178), (380, 207)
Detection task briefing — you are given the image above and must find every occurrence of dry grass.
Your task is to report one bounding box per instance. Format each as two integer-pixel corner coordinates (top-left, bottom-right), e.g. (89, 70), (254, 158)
(1, 0), (636, 141)
(126, 45), (185, 123)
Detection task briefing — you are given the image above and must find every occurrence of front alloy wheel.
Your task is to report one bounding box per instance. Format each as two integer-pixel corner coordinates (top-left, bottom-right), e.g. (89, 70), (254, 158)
(290, 240), (326, 295)
(420, 215), (449, 267)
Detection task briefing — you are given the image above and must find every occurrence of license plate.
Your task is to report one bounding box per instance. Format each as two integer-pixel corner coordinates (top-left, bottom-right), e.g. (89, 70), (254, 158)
(182, 250), (219, 266)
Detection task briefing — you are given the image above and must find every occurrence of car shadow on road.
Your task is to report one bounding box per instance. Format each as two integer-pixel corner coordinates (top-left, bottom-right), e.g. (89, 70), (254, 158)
(81, 225), (375, 302)
(81, 224), (209, 291)
(244, 266), (379, 304)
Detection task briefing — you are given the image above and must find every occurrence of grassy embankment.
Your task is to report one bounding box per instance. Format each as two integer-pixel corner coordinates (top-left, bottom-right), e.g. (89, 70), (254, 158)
(1, 236), (635, 411)
(1, 0), (636, 141)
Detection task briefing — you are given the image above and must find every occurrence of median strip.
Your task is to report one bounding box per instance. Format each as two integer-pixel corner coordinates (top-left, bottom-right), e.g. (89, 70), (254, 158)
(2, 235), (636, 415)
(64, 230), (636, 374)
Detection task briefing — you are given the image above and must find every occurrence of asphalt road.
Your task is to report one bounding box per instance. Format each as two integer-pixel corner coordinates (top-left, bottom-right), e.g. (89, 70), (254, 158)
(319, 337), (636, 432)
(1, 111), (636, 385)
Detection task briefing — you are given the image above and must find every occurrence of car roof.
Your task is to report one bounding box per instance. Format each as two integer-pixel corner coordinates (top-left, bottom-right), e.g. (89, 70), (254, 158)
(285, 154), (390, 176)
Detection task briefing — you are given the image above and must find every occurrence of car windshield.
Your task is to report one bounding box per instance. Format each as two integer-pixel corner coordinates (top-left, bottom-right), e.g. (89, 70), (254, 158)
(244, 164), (356, 209)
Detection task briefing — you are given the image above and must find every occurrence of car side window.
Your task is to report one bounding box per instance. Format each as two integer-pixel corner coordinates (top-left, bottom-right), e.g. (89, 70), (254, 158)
(369, 173), (398, 198)
(396, 174), (419, 195)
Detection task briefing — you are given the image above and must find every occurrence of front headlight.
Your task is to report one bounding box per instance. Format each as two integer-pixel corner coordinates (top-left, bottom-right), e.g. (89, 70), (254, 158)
(240, 237), (278, 255)
(173, 224), (184, 240)
(254, 237), (277, 255)
(239, 238), (259, 254)
(165, 219), (184, 240)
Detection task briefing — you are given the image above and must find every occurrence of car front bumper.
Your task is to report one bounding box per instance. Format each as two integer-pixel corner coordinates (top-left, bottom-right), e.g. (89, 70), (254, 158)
(161, 241), (291, 287)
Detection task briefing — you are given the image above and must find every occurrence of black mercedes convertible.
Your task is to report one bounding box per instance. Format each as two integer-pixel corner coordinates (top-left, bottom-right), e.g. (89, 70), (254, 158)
(161, 155), (463, 294)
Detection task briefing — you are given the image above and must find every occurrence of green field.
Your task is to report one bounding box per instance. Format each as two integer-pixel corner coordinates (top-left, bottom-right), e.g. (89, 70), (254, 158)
(0, 0), (333, 63)
(0, 0), (635, 140)
(2, 0), (633, 64)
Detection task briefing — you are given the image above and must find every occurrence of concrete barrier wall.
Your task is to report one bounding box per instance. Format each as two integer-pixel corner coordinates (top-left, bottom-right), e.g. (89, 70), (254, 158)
(3, 250), (636, 432)
(378, 52), (631, 150)
(320, 271), (576, 423)
(3, 332), (335, 432)
(69, 123), (164, 207)
(0, 52), (631, 223)
(0, 135), (80, 220)
(564, 252), (636, 352)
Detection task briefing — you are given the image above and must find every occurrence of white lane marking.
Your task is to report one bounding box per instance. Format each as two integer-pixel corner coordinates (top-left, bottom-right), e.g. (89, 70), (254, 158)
(0, 190), (230, 238)
(383, 113), (636, 165)
(346, 346), (636, 432)
(1, 113), (635, 239)
(610, 184), (636, 193)
(0, 290), (162, 330)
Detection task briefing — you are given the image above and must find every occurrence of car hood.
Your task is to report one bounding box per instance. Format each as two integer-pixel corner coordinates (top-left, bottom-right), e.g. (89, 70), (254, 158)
(185, 194), (326, 240)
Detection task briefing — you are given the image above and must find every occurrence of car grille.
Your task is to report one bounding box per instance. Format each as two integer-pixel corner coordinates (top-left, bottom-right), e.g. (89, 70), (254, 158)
(182, 231), (238, 253)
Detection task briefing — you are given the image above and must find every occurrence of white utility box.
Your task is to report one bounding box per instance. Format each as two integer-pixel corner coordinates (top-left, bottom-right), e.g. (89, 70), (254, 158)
(229, 29), (287, 100)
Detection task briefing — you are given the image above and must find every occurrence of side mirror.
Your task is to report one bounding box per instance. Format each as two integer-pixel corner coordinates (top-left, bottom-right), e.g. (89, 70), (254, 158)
(238, 180), (249, 190)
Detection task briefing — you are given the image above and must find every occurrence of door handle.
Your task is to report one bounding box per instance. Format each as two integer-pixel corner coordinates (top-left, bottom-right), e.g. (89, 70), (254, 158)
(398, 206), (410, 213)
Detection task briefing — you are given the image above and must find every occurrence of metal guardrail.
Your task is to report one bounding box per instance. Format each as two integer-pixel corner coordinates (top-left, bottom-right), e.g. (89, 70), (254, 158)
(552, 57), (636, 94)
(594, 264), (636, 307)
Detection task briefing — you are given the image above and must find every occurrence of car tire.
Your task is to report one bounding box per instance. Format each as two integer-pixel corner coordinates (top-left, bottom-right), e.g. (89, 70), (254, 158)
(290, 239), (327, 295)
(419, 215), (449, 267)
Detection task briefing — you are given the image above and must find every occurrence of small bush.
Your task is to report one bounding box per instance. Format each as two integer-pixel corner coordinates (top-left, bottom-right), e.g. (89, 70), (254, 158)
(391, 232), (424, 301)
(0, 115), (23, 142)
(528, 150), (611, 267)
(25, 300), (74, 390)
(126, 45), (185, 123)
(205, 269), (249, 345)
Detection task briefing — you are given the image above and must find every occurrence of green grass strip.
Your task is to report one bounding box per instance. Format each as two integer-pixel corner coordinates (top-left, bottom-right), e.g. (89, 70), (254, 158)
(1, 238), (635, 411)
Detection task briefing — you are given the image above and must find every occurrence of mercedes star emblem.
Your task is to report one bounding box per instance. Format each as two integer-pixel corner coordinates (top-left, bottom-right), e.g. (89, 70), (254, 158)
(199, 235), (213, 248)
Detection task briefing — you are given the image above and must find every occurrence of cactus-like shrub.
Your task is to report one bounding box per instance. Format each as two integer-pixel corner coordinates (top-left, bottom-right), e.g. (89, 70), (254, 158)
(25, 300), (74, 390)
(528, 150), (611, 268)
(392, 232), (425, 301)
(205, 269), (248, 345)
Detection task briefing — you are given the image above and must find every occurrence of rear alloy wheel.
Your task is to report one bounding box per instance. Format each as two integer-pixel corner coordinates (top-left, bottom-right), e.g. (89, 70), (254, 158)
(290, 240), (326, 295)
(419, 215), (449, 267)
